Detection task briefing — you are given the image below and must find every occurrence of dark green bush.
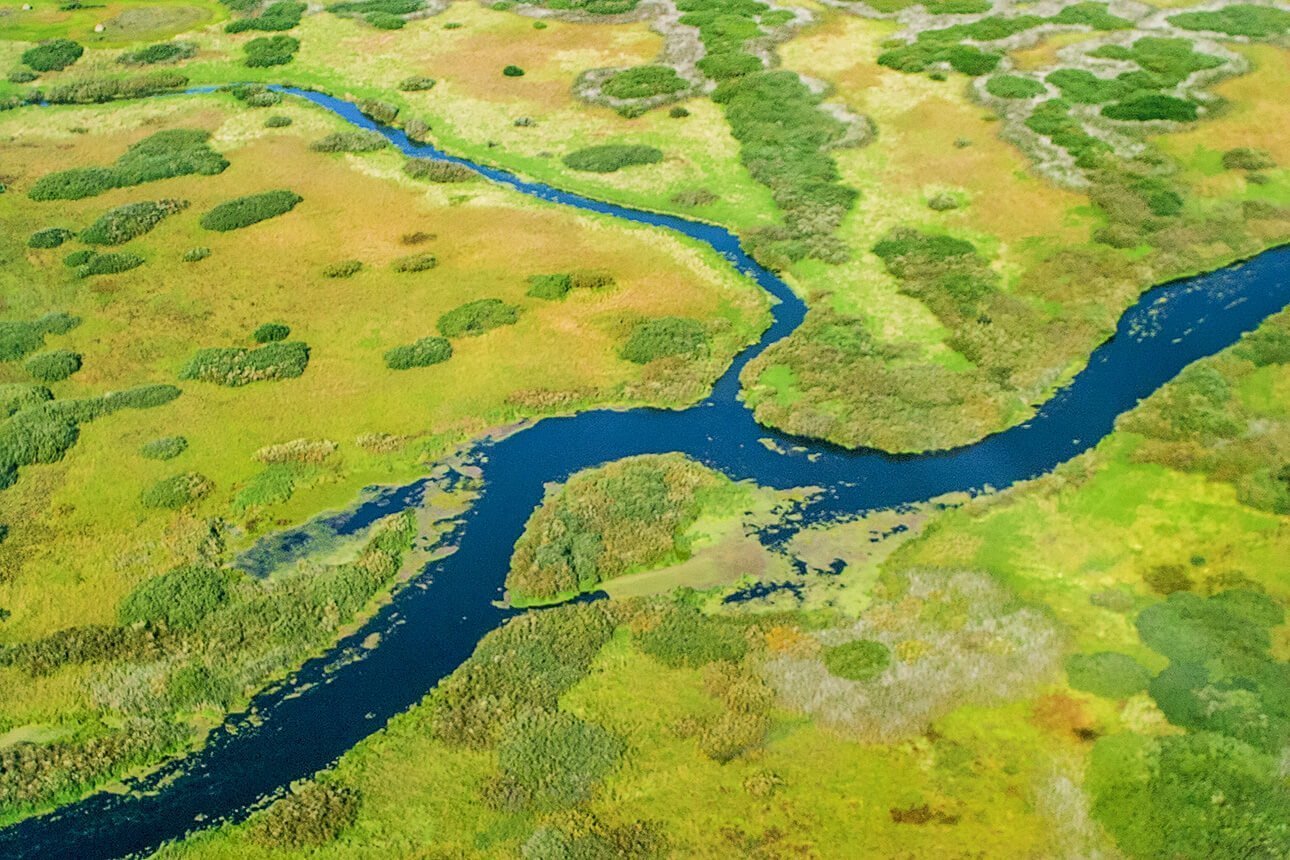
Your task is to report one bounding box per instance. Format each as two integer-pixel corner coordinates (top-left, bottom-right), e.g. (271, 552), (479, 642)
(28, 129), (228, 201)
(398, 75), (436, 91)
(384, 336), (452, 369)
(357, 98), (399, 124)
(225, 0), (306, 32)
(1103, 93), (1198, 122)
(22, 39), (83, 72)
(0, 384), (53, 419)
(118, 41), (197, 65)
(80, 199), (188, 245)
(28, 228), (74, 249)
(503, 65), (525, 77)
(244, 35), (299, 67)
(309, 130), (387, 152)
(1065, 651), (1153, 698)
(1169, 4), (1290, 37)
(180, 341), (310, 386)
(495, 710), (625, 810)
(140, 435), (188, 460)
(76, 252), (144, 278)
(328, 0), (423, 13)
(200, 190), (302, 231)
(526, 273), (574, 300)
(391, 252), (438, 273)
(1053, 2), (1133, 30)
(620, 317), (708, 364)
(228, 83), (283, 106)
(365, 11), (405, 28)
(437, 299), (520, 337)
(253, 322), (291, 343)
(250, 782), (361, 849)
(119, 564), (228, 628)
(323, 259), (362, 278)
(403, 158), (476, 182)
(265, 114), (293, 128)
(0, 312), (79, 362)
(24, 349), (82, 383)
(139, 472), (214, 510)
(1235, 325), (1290, 366)
(602, 65), (689, 100)
(669, 105), (690, 118)
(823, 639), (891, 681)
(563, 144), (663, 173)
(62, 249), (94, 267)
(182, 246), (211, 263)
(1221, 147), (1275, 171)
(985, 74), (1045, 99)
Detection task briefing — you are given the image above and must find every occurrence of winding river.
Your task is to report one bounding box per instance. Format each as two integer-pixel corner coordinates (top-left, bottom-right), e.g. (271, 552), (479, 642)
(1, 86), (1288, 859)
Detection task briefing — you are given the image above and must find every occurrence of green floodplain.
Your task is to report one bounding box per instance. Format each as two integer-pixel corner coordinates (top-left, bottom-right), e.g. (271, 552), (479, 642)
(1, 0), (1290, 856)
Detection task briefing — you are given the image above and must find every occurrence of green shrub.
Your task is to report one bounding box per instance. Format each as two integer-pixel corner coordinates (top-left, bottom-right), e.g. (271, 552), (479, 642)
(200, 190), (302, 231)
(76, 252), (144, 278)
(503, 65), (525, 77)
(636, 604), (747, 668)
(1102, 93), (1198, 122)
(669, 105), (690, 118)
(28, 228), (74, 249)
(80, 199), (188, 245)
(357, 98), (399, 124)
(117, 41), (197, 65)
(7, 67), (38, 84)
(1169, 4), (1290, 37)
(563, 144), (663, 173)
(139, 472), (214, 510)
(1221, 147), (1275, 171)
(28, 129), (228, 201)
(228, 83), (283, 106)
(365, 12), (405, 28)
(437, 299), (520, 337)
(823, 639), (891, 681)
(1053, 2), (1133, 30)
(384, 336), (452, 370)
(602, 65), (689, 100)
(265, 114), (293, 128)
(391, 252), (437, 273)
(24, 350), (81, 383)
(0, 312), (79, 363)
(244, 35), (299, 67)
(250, 782), (361, 849)
(182, 247), (211, 263)
(62, 249), (94, 267)
(398, 75), (436, 91)
(985, 74), (1045, 99)
(40, 71), (189, 105)
(309, 130), (387, 152)
(1235, 325), (1290, 366)
(495, 710), (625, 810)
(1066, 651), (1153, 698)
(225, 0), (306, 32)
(119, 564), (228, 628)
(403, 158), (476, 182)
(22, 39), (83, 72)
(140, 436), (188, 460)
(328, 0), (423, 13)
(526, 273), (574, 300)
(180, 341), (310, 386)
(322, 259), (362, 278)
(253, 322), (291, 343)
(0, 384), (53, 419)
(620, 317), (708, 364)
(927, 192), (959, 211)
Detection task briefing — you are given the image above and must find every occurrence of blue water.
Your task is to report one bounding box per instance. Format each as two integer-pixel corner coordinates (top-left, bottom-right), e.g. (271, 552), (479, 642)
(1, 86), (1286, 859)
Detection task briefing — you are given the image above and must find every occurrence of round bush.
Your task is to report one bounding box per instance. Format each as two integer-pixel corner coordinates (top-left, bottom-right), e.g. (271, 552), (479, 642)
(140, 435), (188, 460)
(244, 35), (299, 68)
(398, 75), (436, 91)
(1066, 651), (1153, 699)
(620, 317), (708, 364)
(182, 246), (211, 263)
(265, 114), (293, 128)
(28, 228), (74, 249)
(384, 336), (453, 370)
(437, 299), (519, 338)
(24, 349), (82, 383)
(503, 65), (525, 77)
(22, 39), (83, 72)
(986, 74), (1045, 99)
(118, 564), (227, 628)
(562, 144), (663, 173)
(253, 322), (291, 343)
(823, 639), (892, 681)
(669, 105), (690, 118)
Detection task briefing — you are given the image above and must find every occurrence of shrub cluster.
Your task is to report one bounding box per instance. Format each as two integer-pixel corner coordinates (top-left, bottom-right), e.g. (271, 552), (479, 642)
(0, 383), (53, 418)
(179, 341), (310, 386)
(265, 114), (293, 128)
(437, 299), (520, 337)
(253, 322), (291, 343)
(28, 228), (74, 249)
(309, 130), (387, 152)
(525, 270), (615, 300)
(398, 75), (436, 91)
(384, 336), (452, 370)
(494, 710), (625, 810)
(1168, 3), (1290, 38)
(620, 317), (709, 364)
(74, 251), (145, 278)
(182, 246), (211, 263)
(391, 252), (437, 273)
(119, 564), (229, 628)
(503, 65), (525, 77)
(117, 41), (197, 66)
(822, 639), (891, 681)
(562, 144), (663, 173)
(28, 129), (228, 201)
(22, 39), (83, 72)
(328, 0), (424, 29)
(250, 782), (361, 848)
(0, 311), (81, 362)
(1221, 147), (1275, 171)
(357, 99), (399, 124)
(24, 349), (82, 383)
(139, 435), (188, 460)
(228, 83), (283, 106)
(200, 190), (302, 231)
(635, 603), (748, 668)
(403, 158), (475, 182)
(80, 199), (188, 245)
(244, 35), (299, 67)
(602, 65), (689, 100)
(322, 259), (362, 278)
(253, 438), (337, 464)
(139, 472), (213, 509)
(986, 74), (1045, 99)
(40, 71), (189, 105)
(225, 0), (305, 32)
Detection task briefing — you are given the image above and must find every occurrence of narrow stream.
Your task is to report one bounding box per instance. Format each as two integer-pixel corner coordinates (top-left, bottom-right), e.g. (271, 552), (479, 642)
(0, 86), (1286, 859)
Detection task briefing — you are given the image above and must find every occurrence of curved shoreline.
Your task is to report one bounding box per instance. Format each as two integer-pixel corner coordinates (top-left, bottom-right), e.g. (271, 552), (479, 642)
(0, 86), (1287, 859)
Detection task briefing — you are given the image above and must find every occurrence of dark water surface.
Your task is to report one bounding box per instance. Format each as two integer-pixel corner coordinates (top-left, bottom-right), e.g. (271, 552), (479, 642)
(1, 86), (1287, 859)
